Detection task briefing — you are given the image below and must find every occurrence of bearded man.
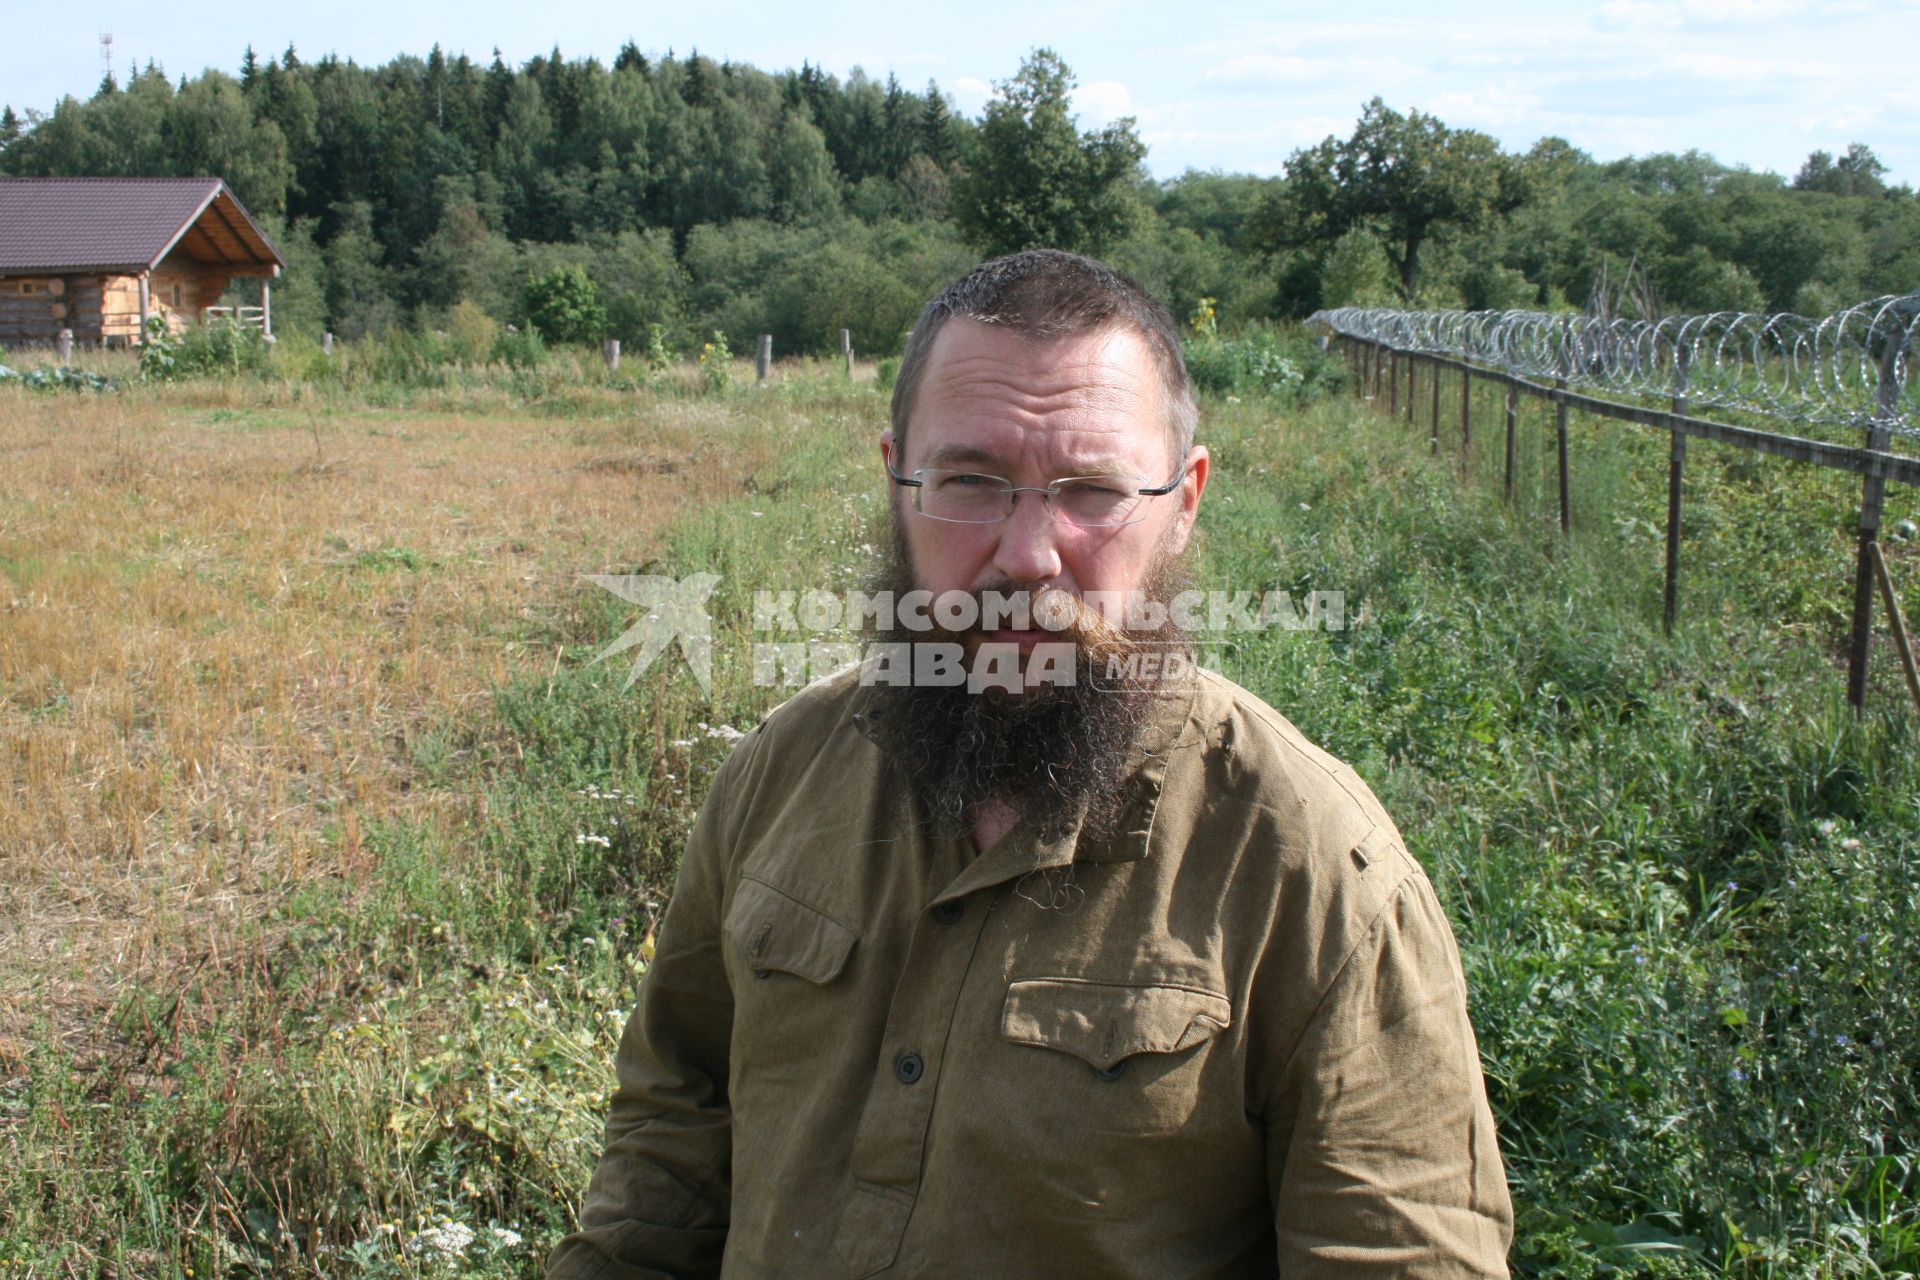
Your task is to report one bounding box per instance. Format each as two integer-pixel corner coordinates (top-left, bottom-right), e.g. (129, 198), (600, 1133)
(549, 250), (1513, 1279)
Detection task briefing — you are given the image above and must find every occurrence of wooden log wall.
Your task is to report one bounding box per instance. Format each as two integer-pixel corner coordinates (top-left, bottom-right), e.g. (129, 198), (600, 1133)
(100, 274), (144, 342)
(152, 247), (235, 334)
(1, 273), (156, 346)
(0, 275), (67, 346)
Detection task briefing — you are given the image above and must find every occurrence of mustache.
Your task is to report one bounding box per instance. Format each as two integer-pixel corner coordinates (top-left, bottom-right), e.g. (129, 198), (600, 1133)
(876, 584), (1151, 649)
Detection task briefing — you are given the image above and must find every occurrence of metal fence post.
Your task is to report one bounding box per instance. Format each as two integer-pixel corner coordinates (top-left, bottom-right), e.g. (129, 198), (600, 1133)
(1556, 317), (1573, 535)
(1847, 329), (1905, 710)
(1503, 383), (1518, 504)
(1460, 364), (1472, 475)
(1430, 357), (1442, 453)
(1664, 346), (1691, 635)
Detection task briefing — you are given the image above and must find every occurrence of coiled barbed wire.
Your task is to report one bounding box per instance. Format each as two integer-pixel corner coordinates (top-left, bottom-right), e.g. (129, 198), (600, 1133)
(1311, 292), (1918, 440)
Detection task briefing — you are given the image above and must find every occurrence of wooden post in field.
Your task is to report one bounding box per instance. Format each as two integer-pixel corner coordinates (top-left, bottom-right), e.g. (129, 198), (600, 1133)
(137, 274), (151, 341)
(1459, 365), (1472, 474)
(842, 328), (853, 376)
(259, 278), (272, 338)
(56, 329), (72, 366)
(1556, 317), (1572, 535)
(1387, 348), (1398, 416)
(756, 334), (772, 382)
(1406, 353), (1417, 425)
(1502, 383), (1518, 504)
(1664, 347), (1691, 635)
(1846, 329), (1905, 711)
(322, 332), (334, 357)
(602, 338), (621, 372)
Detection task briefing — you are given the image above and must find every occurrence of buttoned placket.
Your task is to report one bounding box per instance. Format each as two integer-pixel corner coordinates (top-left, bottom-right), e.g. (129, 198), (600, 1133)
(829, 687), (1193, 1277)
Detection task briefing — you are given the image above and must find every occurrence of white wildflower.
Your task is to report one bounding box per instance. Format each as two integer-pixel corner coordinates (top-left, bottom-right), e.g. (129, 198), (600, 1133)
(410, 1220), (475, 1259)
(490, 1226), (525, 1249)
(575, 833), (611, 848)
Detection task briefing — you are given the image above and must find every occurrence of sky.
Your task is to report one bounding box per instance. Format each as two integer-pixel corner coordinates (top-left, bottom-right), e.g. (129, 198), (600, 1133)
(1, 0), (1915, 187)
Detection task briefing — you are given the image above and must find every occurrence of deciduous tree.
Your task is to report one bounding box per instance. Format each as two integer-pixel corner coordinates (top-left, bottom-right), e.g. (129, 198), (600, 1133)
(1260, 97), (1524, 300)
(952, 48), (1144, 257)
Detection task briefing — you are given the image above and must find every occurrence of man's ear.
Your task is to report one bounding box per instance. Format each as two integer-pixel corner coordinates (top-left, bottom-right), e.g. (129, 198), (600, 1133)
(1163, 445), (1209, 555)
(880, 428), (895, 474)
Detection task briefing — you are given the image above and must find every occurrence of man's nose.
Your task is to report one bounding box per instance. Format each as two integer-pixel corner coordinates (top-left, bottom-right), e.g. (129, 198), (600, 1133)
(990, 490), (1063, 586)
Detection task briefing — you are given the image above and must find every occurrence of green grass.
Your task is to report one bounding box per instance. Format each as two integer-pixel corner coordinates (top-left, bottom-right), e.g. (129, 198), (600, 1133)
(3, 346), (1917, 1277)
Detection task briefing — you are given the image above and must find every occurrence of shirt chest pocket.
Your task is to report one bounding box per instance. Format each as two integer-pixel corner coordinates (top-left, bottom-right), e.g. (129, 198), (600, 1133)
(723, 876), (858, 985)
(1000, 977), (1233, 1136)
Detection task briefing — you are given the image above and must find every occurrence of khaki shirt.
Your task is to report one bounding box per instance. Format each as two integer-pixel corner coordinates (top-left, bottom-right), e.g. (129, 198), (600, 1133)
(550, 667), (1512, 1279)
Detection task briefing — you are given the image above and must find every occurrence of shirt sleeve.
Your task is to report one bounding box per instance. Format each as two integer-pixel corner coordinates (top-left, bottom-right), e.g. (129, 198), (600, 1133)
(547, 761), (740, 1280)
(1264, 870), (1514, 1278)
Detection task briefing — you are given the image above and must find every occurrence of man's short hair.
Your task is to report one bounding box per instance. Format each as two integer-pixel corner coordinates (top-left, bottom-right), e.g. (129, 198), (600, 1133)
(889, 249), (1198, 477)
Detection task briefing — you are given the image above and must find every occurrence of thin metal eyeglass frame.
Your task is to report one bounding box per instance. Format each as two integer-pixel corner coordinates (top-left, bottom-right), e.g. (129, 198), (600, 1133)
(884, 461), (1189, 527)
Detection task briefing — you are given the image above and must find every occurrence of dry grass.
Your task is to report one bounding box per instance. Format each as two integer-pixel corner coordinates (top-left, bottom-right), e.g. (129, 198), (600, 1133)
(0, 382), (780, 1070)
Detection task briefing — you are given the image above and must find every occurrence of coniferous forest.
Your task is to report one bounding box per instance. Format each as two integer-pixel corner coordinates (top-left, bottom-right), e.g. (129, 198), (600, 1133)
(2, 43), (1915, 355)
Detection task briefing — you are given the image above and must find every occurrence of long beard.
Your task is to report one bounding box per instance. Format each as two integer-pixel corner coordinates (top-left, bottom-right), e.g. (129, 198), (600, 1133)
(860, 523), (1194, 844)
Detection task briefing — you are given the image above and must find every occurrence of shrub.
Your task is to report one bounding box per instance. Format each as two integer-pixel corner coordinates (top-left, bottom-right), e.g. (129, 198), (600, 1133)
(446, 300), (499, 365)
(523, 267), (606, 346)
(491, 325), (547, 371)
(699, 330), (732, 394)
(1183, 325), (1346, 404)
(140, 316), (270, 381)
(644, 324), (676, 382)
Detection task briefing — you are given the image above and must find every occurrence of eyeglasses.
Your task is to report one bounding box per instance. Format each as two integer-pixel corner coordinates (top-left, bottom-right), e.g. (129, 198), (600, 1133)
(886, 462), (1187, 527)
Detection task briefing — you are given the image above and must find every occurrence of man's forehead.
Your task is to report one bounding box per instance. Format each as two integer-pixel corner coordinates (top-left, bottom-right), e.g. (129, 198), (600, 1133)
(920, 439), (1143, 477)
(909, 320), (1166, 466)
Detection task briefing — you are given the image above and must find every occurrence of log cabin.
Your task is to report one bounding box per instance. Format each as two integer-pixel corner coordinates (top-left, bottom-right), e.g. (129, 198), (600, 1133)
(0, 176), (286, 348)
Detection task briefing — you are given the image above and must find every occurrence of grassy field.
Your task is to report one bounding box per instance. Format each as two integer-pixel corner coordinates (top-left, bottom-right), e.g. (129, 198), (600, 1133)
(1, 343), (1917, 1277)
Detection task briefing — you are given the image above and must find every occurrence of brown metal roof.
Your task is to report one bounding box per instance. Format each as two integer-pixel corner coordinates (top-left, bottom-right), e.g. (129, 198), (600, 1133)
(0, 176), (285, 275)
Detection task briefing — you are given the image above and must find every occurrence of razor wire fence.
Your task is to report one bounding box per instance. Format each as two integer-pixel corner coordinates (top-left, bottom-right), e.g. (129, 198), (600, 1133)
(1307, 293), (1920, 715)
(1313, 294), (1917, 438)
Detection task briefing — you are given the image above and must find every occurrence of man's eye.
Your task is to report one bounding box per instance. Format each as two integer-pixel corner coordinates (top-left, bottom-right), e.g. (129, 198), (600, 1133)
(940, 473), (998, 489)
(1056, 479), (1126, 496)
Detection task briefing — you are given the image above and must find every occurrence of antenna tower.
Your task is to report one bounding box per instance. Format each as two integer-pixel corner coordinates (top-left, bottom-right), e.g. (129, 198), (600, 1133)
(99, 31), (116, 86)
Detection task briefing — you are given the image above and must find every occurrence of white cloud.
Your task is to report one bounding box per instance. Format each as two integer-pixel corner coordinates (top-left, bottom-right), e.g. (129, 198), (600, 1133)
(1203, 52), (1427, 87)
(951, 75), (992, 115)
(1071, 79), (1134, 124)
(1661, 51), (1843, 81)
(1426, 85), (1548, 130)
(1595, 0), (1685, 31)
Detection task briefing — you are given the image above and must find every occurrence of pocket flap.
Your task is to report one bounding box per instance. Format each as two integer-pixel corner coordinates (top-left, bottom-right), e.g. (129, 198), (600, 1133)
(1002, 978), (1232, 1071)
(723, 877), (857, 985)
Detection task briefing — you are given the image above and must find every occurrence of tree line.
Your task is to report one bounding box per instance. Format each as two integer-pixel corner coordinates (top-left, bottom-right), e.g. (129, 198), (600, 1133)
(2, 45), (1914, 356)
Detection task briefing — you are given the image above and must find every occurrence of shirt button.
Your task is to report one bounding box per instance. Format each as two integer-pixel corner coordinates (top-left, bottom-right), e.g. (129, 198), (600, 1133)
(894, 1051), (925, 1085)
(932, 900), (964, 925)
(1095, 1061), (1128, 1082)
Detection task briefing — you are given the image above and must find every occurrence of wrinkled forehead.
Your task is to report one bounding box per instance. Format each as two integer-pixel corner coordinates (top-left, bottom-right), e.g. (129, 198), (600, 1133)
(904, 320), (1172, 474)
